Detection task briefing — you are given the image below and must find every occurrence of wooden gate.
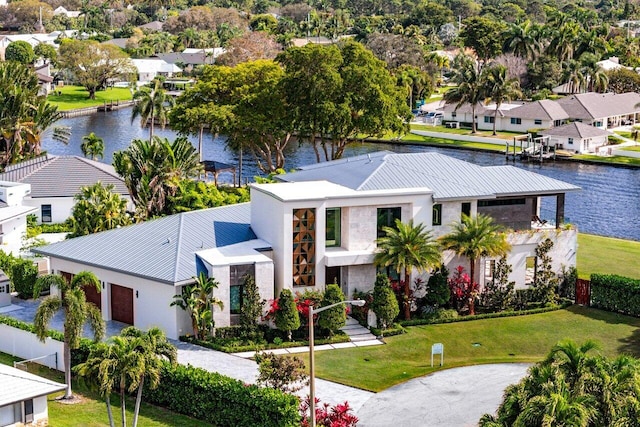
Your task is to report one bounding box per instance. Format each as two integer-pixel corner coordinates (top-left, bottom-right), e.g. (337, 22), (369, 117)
(575, 279), (591, 306)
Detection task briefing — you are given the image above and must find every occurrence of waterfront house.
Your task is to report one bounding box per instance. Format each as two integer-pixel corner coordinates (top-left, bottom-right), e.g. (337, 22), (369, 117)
(541, 122), (612, 154)
(33, 152), (579, 338)
(0, 155), (130, 224)
(131, 59), (182, 83)
(0, 364), (65, 426)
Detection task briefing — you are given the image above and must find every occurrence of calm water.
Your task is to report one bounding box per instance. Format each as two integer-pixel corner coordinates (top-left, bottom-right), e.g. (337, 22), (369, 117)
(42, 108), (640, 242)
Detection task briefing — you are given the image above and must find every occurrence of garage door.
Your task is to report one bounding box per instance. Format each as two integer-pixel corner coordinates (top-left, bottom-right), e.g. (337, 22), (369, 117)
(83, 283), (102, 310)
(110, 284), (134, 325)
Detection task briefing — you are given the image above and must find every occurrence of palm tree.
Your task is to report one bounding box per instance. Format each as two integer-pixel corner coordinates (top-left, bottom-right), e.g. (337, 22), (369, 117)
(439, 214), (511, 315)
(171, 272), (224, 339)
(74, 342), (117, 427)
(131, 79), (174, 140)
(483, 64), (522, 135)
(81, 132), (105, 160)
(34, 272), (105, 399)
(374, 219), (441, 320)
(69, 182), (131, 238)
(120, 327), (176, 427)
(444, 54), (484, 133)
(563, 60), (587, 94)
(503, 20), (541, 61)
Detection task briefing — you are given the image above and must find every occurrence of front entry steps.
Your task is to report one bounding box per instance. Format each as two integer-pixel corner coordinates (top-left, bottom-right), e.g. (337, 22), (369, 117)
(340, 316), (378, 342)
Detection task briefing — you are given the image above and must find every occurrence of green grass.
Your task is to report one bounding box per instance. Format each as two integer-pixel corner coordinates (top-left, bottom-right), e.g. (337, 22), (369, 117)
(578, 233), (640, 279)
(621, 145), (640, 152)
(400, 130), (506, 151)
(47, 85), (133, 111)
(0, 353), (213, 427)
(307, 306), (640, 392)
(411, 123), (523, 140)
(572, 153), (640, 166)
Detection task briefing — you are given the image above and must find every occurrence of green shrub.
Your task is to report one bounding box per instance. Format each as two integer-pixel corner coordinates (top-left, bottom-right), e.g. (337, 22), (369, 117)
(591, 274), (640, 316)
(239, 274), (265, 330)
(350, 289), (372, 325)
(144, 362), (299, 427)
(370, 323), (405, 337)
(422, 266), (450, 308)
(317, 284), (346, 335)
(11, 258), (38, 298)
(255, 351), (308, 393)
(275, 289), (300, 341)
(371, 274), (399, 329)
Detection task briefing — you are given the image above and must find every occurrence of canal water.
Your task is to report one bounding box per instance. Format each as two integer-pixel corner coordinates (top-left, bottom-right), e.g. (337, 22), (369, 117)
(42, 108), (640, 242)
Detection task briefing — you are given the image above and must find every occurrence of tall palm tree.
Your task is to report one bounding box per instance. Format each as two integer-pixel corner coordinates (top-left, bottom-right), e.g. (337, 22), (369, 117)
(483, 64), (522, 135)
(374, 219), (441, 320)
(439, 214), (511, 315)
(81, 132), (105, 160)
(563, 60), (587, 94)
(503, 20), (542, 61)
(34, 272), (105, 399)
(444, 54), (484, 133)
(131, 79), (174, 140)
(120, 327), (176, 427)
(74, 342), (117, 427)
(171, 272), (224, 339)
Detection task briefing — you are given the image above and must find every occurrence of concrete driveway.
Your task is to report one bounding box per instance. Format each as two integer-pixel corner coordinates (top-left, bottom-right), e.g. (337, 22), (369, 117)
(356, 363), (531, 427)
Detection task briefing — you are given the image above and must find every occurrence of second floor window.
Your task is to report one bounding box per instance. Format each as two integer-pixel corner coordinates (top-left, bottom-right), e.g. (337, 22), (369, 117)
(325, 208), (341, 247)
(377, 207), (401, 238)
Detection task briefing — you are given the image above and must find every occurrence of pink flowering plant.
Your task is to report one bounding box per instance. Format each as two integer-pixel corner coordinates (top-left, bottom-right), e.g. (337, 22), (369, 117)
(299, 396), (359, 427)
(448, 266), (479, 315)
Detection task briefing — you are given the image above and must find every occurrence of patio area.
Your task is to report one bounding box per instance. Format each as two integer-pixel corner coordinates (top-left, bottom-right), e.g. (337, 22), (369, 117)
(0, 295), (128, 338)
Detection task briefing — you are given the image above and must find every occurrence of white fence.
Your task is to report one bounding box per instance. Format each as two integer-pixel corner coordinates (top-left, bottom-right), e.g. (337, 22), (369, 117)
(612, 148), (640, 158)
(0, 323), (64, 371)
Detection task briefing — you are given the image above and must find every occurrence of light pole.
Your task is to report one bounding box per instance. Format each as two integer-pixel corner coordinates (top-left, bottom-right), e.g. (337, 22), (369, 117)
(308, 299), (365, 427)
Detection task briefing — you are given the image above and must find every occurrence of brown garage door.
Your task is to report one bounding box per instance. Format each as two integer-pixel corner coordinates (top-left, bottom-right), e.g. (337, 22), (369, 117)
(110, 284), (134, 325)
(83, 283), (102, 310)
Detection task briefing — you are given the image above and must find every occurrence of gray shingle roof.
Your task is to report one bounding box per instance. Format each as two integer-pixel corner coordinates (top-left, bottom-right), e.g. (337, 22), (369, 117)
(0, 155), (128, 198)
(0, 364), (65, 406)
(33, 203), (254, 285)
(541, 122), (612, 138)
(556, 92), (640, 120)
(280, 151), (579, 200)
(504, 100), (569, 121)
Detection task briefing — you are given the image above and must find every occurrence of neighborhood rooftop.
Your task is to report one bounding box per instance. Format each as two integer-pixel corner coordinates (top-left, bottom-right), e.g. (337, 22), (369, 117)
(541, 122), (613, 139)
(0, 364), (65, 407)
(278, 151), (580, 200)
(33, 203), (255, 285)
(0, 155), (128, 198)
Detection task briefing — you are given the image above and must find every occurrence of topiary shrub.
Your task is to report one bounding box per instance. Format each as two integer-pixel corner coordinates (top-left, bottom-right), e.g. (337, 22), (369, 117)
(371, 274), (399, 329)
(317, 284), (347, 336)
(275, 289), (300, 341)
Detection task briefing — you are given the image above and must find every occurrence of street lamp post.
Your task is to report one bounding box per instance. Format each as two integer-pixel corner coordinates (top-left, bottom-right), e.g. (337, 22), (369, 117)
(308, 299), (365, 427)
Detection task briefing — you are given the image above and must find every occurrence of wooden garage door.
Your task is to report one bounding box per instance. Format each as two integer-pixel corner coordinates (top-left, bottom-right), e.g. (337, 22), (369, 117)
(110, 284), (134, 325)
(83, 283), (102, 310)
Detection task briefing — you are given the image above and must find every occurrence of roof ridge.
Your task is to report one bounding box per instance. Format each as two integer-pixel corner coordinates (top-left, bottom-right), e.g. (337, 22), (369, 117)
(75, 156), (123, 181)
(356, 154), (390, 190)
(573, 94), (594, 119)
(172, 213), (186, 283)
(20, 154), (56, 180)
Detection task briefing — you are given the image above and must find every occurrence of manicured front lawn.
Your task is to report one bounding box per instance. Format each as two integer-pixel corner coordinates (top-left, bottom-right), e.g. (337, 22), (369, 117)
(47, 85), (133, 111)
(411, 123), (523, 140)
(307, 306), (640, 392)
(400, 130), (506, 152)
(573, 153), (640, 167)
(0, 353), (213, 427)
(577, 233), (640, 279)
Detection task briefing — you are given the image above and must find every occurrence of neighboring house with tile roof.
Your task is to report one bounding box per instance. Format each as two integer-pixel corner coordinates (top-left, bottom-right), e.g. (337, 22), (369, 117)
(541, 122), (612, 154)
(0, 364), (65, 426)
(0, 155), (130, 224)
(555, 92), (640, 129)
(34, 152), (578, 338)
(0, 181), (37, 255)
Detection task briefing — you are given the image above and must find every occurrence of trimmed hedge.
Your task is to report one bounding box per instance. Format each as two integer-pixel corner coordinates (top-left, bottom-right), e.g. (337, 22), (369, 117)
(0, 315), (300, 426)
(181, 331), (350, 353)
(591, 274), (640, 316)
(144, 363), (300, 427)
(370, 323), (405, 337)
(399, 302), (572, 327)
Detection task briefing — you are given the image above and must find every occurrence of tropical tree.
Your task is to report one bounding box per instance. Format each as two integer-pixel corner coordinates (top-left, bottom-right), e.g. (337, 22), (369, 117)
(502, 20), (542, 61)
(74, 342), (118, 427)
(69, 182), (131, 238)
(444, 54), (484, 133)
(131, 80), (175, 140)
(171, 272), (223, 340)
(458, 16), (507, 64)
(439, 214), (511, 315)
(374, 219), (441, 320)
(483, 64), (522, 135)
(33, 272), (105, 399)
(81, 132), (105, 160)
(112, 136), (202, 219)
(5, 40), (35, 65)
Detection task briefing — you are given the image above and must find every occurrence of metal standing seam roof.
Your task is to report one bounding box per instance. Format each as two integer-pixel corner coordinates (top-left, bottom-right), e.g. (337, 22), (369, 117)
(0, 155), (129, 198)
(33, 203), (255, 285)
(281, 151), (579, 200)
(0, 364), (65, 407)
(541, 122), (612, 139)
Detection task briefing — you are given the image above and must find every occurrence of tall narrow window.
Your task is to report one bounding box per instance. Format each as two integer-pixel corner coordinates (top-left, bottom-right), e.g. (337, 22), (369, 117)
(525, 256), (537, 285)
(485, 259), (496, 284)
(325, 208), (341, 247)
(41, 204), (52, 223)
(230, 265), (254, 314)
(293, 208), (315, 287)
(461, 202), (471, 218)
(432, 204), (442, 226)
(24, 399), (33, 423)
(377, 207), (401, 238)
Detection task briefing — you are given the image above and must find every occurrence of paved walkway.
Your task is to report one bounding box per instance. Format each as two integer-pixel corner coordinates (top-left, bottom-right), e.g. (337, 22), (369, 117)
(356, 363), (531, 427)
(174, 340), (375, 411)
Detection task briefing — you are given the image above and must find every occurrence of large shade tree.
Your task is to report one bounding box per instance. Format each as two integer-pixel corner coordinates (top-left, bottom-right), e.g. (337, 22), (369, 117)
(374, 219), (441, 320)
(34, 272), (105, 399)
(439, 214), (511, 315)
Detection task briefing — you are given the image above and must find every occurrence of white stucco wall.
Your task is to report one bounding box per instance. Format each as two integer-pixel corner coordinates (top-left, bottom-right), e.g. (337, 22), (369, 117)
(0, 215), (28, 255)
(24, 197), (75, 224)
(0, 324), (65, 371)
(33, 396), (49, 425)
(48, 257), (188, 340)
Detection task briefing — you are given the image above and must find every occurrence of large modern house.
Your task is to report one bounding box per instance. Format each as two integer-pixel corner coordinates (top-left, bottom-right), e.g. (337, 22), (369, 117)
(34, 152), (579, 339)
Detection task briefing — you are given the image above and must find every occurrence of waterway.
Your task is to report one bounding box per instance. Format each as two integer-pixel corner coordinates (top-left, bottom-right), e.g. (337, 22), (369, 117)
(41, 108), (640, 242)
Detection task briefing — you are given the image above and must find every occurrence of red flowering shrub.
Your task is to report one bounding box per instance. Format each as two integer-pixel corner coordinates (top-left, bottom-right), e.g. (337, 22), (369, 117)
(448, 266), (479, 315)
(299, 396), (359, 427)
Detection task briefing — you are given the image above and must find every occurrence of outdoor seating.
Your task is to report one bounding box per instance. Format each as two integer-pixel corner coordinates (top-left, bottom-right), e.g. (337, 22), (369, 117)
(446, 121), (460, 129)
